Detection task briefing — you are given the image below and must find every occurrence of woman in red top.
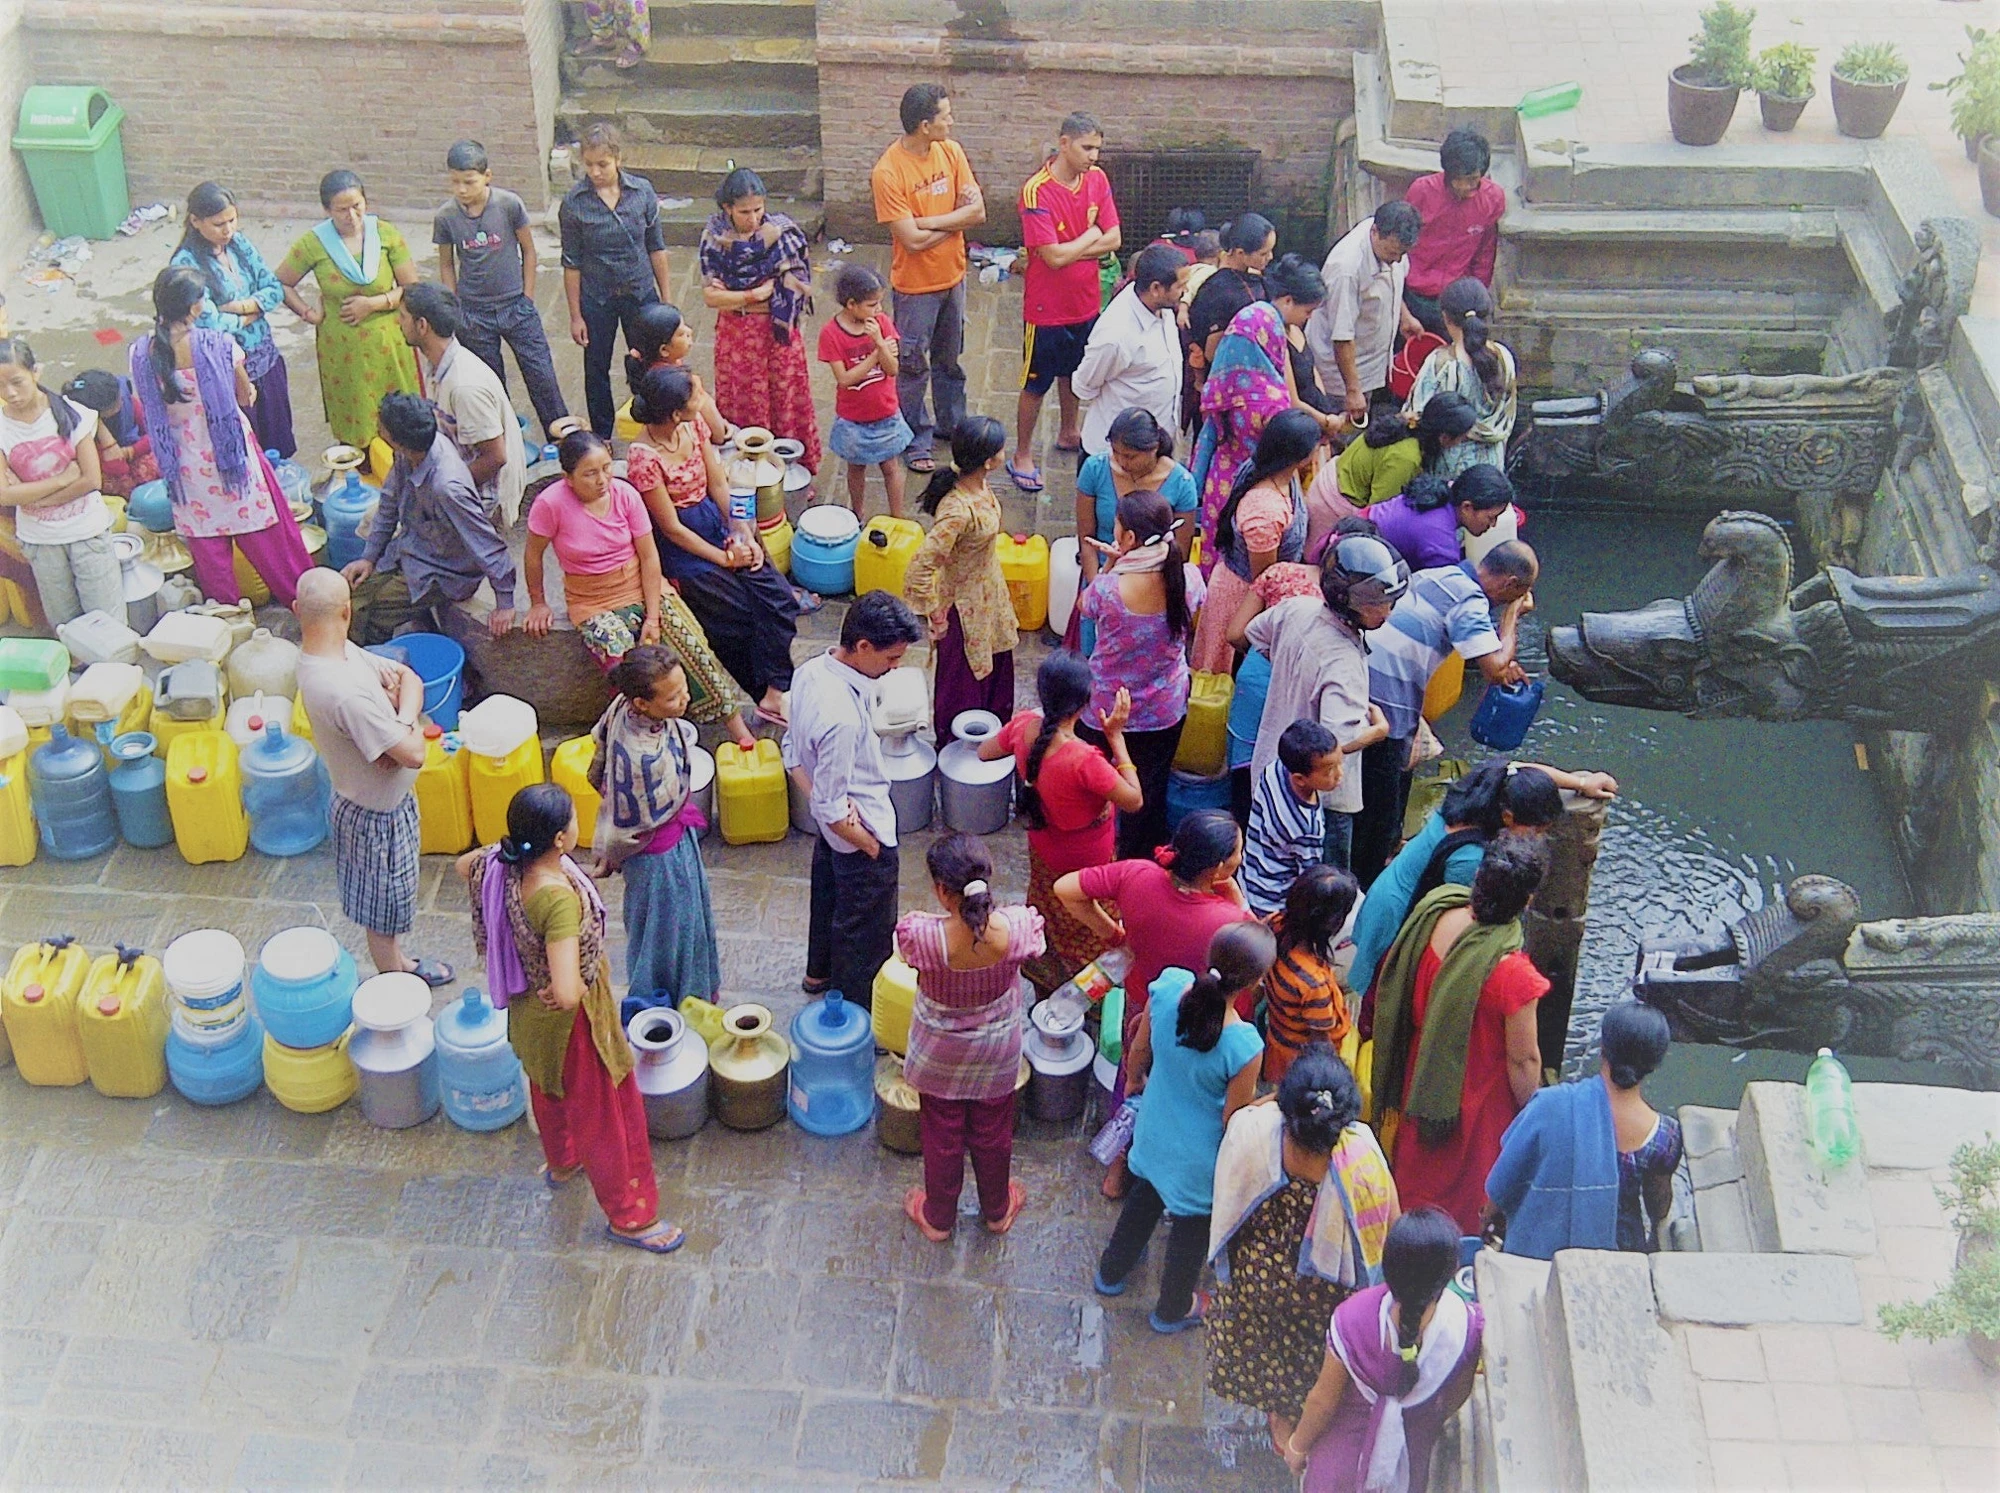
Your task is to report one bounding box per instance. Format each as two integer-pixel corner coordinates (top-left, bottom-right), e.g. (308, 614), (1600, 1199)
(1369, 834), (1548, 1234)
(979, 649), (1142, 993)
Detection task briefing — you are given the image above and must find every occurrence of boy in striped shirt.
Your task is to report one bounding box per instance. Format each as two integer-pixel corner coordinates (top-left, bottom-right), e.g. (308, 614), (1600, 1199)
(1242, 720), (1344, 915)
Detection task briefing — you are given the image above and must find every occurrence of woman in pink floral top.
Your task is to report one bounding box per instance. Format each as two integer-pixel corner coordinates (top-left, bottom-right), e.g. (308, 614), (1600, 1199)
(131, 266), (311, 605)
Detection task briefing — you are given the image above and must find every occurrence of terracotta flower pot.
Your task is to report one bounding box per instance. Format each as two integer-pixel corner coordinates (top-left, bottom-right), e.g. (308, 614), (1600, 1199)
(1830, 72), (1907, 139)
(1759, 91), (1812, 132)
(1980, 139), (2000, 220)
(1669, 66), (1741, 146)
(1966, 132), (1989, 163)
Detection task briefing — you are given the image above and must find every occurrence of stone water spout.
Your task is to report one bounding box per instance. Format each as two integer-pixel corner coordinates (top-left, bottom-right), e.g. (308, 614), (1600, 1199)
(1545, 509), (2000, 732)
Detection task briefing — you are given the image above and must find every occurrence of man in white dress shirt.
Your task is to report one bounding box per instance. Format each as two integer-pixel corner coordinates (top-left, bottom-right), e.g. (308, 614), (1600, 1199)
(1307, 199), (1425, 423)
(1071, 242), (1189, 456)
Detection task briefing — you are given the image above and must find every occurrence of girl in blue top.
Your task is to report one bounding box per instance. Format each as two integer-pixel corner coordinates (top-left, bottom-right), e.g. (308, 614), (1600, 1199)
(1095, 920), (1274, 1333)
(1074, 408), (1198, 584)
(169, 181), (296, 458)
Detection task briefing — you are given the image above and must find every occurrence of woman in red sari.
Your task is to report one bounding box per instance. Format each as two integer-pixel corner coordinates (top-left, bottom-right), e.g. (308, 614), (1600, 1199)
(1368, 832), (1548, 1234)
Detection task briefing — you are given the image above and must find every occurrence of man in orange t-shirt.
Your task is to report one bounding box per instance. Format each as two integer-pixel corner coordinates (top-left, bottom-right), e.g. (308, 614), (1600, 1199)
(871, 84), (985, 473)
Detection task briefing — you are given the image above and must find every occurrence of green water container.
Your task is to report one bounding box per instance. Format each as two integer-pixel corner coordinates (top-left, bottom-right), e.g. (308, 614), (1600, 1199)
(12, 86), (129, 240)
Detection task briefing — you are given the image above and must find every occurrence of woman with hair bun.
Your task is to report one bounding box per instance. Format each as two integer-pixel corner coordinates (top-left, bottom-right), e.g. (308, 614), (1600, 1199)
(1401, 276), (1516, 480)
(1484, 999), (1680, 1258)
(459, 783), (682, 1254)
(895, 833), (1046, 1243)
(1284, 1206), (1483, 1489)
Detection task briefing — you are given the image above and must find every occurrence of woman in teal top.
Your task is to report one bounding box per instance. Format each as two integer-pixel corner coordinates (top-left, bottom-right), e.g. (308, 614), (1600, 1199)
(1348, 759), (1618, 1000)
(1095, 921), (1274, 1333)
(1075, 409), (1199, 577)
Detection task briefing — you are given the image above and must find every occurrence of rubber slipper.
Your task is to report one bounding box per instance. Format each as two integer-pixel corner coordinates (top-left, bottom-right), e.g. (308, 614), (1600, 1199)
(983, 1179), (1027, 1234)
(905, 454), (936, 474)
(539, 1162), (580, 1189)
(791, 586), (825, 614)
(904, 1185), (953, 1244)
(1054, 439), (1084, 454)
(1092, 1267), (1127, 1297)
(1150, 1290), (1211, 1334)
(754, 701), (790, 729)
(606, 1221), (685, 1254)
(801, 975), (832, 996)
(409, 958), (454, 989)
(1005, 459), (1045, 494)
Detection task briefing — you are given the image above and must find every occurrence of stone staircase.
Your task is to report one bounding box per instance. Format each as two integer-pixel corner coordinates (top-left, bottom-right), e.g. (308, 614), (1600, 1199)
(555, 0), (823, 245)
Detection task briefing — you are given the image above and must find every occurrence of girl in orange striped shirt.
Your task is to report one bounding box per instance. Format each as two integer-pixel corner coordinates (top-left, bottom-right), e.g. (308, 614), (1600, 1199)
(1257, 865), (1360, 1083)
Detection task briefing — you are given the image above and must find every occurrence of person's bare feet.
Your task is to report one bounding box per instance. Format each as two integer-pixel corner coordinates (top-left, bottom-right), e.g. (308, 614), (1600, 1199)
(1101, 1154), (1130, 1200)
(726, 711), (757, 750)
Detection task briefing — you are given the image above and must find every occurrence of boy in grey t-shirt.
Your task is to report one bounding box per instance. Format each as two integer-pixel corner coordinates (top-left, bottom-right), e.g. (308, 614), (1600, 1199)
(434, 139), (570, 443)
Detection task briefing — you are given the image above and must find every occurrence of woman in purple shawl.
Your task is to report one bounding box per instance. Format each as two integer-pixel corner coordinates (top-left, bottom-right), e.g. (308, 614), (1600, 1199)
(699, 168), (821, 473)
(131, 265), (312, 605)
(1285, 1207), (1483, 1493)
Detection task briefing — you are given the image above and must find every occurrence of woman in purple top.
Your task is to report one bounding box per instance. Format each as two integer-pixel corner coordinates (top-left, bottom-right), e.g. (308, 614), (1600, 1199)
(1369, 466), (1514, 574)
(1285, 1207), (1484, 1492)
(1077, 487), (1205, 859)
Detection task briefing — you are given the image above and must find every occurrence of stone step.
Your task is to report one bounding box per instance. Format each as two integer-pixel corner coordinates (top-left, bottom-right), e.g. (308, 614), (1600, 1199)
(561, 35), (817, 93)
(559, 86), (821, 149)
(564, 0), (817, 38)
(656, 196), (824, 246)
(1471, 1251), (1566, 1493)
(1736, 1080), (1878, 1257)
(617, 143), (822, 199)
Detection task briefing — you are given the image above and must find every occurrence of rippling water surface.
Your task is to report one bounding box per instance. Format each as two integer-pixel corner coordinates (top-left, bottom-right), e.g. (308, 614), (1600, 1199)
(1428, 509), (1911, 1072)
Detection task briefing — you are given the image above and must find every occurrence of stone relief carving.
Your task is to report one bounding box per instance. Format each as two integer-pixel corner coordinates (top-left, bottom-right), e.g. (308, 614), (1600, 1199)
(1884, 218), (1981, 371)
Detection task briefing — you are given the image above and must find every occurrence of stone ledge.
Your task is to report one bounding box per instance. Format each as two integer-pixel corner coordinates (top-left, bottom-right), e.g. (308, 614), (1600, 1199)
(438, 604), (612, 734)
(1471, 1250), (1565, 1493)
(815, 34), (1356, 78)
(1500, 205), (1841, 247)
(1852, 1082), (2000, 1171)
(1652, 1252), (1864, 1326)
(24, 0), (525, 43)
(1738, 1082), (1879, 1259)
(1693, 1179), (1755, 1255)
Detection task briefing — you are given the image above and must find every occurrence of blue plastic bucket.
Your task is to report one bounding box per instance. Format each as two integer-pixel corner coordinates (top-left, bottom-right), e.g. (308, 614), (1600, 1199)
(369, 633), (466, 728)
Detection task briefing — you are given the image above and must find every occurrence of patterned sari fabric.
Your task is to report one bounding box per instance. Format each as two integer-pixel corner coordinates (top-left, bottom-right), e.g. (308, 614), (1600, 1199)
(699, 211), (822, 471)
(1190, 301), (1292, 577)
(1402, 341), (1518, 480)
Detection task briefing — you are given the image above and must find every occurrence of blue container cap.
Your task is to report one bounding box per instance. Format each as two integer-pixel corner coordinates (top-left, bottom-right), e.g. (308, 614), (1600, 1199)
(108, 731), (157, 763)
(791, 988), (871, 1058)
(437, 985), (508, 1051)
(244, 718), (317, 774)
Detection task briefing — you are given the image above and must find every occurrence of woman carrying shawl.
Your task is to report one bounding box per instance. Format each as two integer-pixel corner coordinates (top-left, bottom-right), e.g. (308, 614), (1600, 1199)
(170, 180), (296, 458)
(699, 168), (821, 472)
(1190, 300), (1294, 578)
(1369, 833), (1549, 1234)
(460, 783), (682, 1254)
(586, 645), (721, 1007)
(130, 265), (312, 605)
(276, 170), (420, 449)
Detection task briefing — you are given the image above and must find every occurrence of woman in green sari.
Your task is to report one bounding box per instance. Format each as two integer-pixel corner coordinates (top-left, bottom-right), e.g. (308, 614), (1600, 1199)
(277, 170), (421, 450)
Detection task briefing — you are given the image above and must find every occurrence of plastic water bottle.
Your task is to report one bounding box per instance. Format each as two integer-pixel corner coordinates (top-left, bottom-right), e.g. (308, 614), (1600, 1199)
(1518, 82), (1583, 118)
(1805, 1047), (1858, 1167)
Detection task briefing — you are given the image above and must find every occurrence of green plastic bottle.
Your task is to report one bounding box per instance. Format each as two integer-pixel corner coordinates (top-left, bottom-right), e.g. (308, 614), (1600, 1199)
(1518, 82), (1583, 118)
(1805, 1047), (1858, 1167)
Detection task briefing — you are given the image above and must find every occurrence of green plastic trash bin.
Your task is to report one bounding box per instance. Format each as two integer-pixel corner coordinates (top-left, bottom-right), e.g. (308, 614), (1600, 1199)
(12, 86), (128, 240)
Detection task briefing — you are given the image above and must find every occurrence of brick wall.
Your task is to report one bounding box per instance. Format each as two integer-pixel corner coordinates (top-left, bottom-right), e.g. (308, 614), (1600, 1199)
(520, 0), (564, 202)
(22, 0), (549, 216)
(0, 0), (40, 264)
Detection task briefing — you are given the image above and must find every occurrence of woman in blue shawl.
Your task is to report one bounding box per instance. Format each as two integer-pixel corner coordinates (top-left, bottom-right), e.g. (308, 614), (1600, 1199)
(169, 181), (297, 458)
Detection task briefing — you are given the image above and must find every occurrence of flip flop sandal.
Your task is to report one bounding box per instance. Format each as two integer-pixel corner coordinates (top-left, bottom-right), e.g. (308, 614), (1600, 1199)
(539, 1162), (581, 1189)
(791, 586), (825, 614)
(409, 958), (454, 989)
(1054, 439), (1084, 454)
(612, 48), (645, 68)
(801, 975), (832, 996)
(906, 454), (937, 473)
(1150, 1290), (1212, 1334)
(904, 1185), (953, 1244)
(1005, 459), (1045, 494)
(754, 703), (791, 729)
(1092, 1267), (1128, 1297)
(983, 1179), (1027, 1234)
(606, 1221), (685, 1254)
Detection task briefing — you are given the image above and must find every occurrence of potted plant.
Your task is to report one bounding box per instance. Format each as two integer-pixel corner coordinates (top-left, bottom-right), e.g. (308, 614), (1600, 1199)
(1669, 1), (1755, 147)
(1752, 41), (1817, 132)
(1831, 41), (1909, 139)
(1933, 26), (2000, 162)
(1878, 1138), (2000, 1370)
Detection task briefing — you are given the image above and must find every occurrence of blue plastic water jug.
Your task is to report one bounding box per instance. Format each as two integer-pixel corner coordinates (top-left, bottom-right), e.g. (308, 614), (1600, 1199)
(29, 724), (118, 859)
(435, 986), (527, 1131)
(786, 989), (874, 1136)
(322, 471), (378, 571)
(266, 451), (313, 514)
(126, 478), (173, 534)
(107, 731), (173, 847)
(1468, 678), (1547, 752)
(166, 1009), (265, 1105)
(251, 926), (357, 1050)
(240, 718), (331, 856)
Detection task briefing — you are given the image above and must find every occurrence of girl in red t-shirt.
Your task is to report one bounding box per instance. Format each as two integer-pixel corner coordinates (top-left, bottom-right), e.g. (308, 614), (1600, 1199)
(816, 263), (912, 519)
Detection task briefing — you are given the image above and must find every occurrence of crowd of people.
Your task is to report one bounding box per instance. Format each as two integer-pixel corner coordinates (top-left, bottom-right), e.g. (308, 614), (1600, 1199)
(0, 91), (1691, 1491)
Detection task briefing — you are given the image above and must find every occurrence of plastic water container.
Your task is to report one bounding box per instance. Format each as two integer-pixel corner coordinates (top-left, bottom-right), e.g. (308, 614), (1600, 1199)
(549, 736), (601, 846)
(786, 989), (875, 1136)
(469, 737), (546, 846)
(9, 677), (68, 732)
(1174, 670), (1234, 776)
(715, 738), (788, 845)
(0, 747), (35, 868)
(126, 478), (173, 533)
(227, 627), (300, 702)
(252, 927), (357, 1051)
(290, 693), (315, 745)
(2, 936), (92, 1086)
(792, 505), (860, 595)
(226, 693), (293, 750)
(1048, 537), (1082, 637)
(167, 1009), (265, 1105)
(107, 732), (173, 847)
(381, 633), (466, 729)
(154, 659), (225, 721)
(853, 515), (925, 598)
(1805, 1047), (1858, 1167)
(1423, 651), (1465, 723)
(164, 928), (249, 1040)
(996, 532), (1050, 632)
(57, 609), (140, 666)
(0, 637), (68, 693)
(459, 694), (538, 758)
(871, 951), (919, 1056)
(1227, 648), (1272, 771)
(435, 986), (527, 1131)
(268, 451), (314, 514)
(322, 470), (379, 572)
(688, 741), (714, 824)
(1166, 768), (1233, 833)
(141, 610), (233, 665)
(415, 726), (475, 854)
(68, 663), (150, 756)
(348, 972), (441, 1129)
(1468, 677), (1546, 752)
(29, 724), (117, 860)
(240, 719), (331, 856)
(166, 731), (249, 864)
(78, 945), (169, 1099)
(758, 513), (793, 576)
(0, 706), (25, 761)
(263, 1030), (357, 1114)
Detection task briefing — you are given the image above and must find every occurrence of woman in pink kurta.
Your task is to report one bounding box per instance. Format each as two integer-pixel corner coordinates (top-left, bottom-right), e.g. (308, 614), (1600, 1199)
(1191, 409), (1317, 674)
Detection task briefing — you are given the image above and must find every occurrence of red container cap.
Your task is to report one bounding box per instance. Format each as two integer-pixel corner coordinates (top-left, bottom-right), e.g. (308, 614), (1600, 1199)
(188, 767), (208, 783)
(424, 724), (443, 740)
(248, 716), (264, 731)
(22, 983), (43, 1003)
(97, 996), (121, 1017)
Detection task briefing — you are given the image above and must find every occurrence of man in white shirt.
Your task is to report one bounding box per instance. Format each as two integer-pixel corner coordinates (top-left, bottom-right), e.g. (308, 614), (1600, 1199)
(1072, 242), (1189, 455)
(1307, 200), (1426, 422)
(787, 590), (925, 1007)
(401, 281), (528, 526)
